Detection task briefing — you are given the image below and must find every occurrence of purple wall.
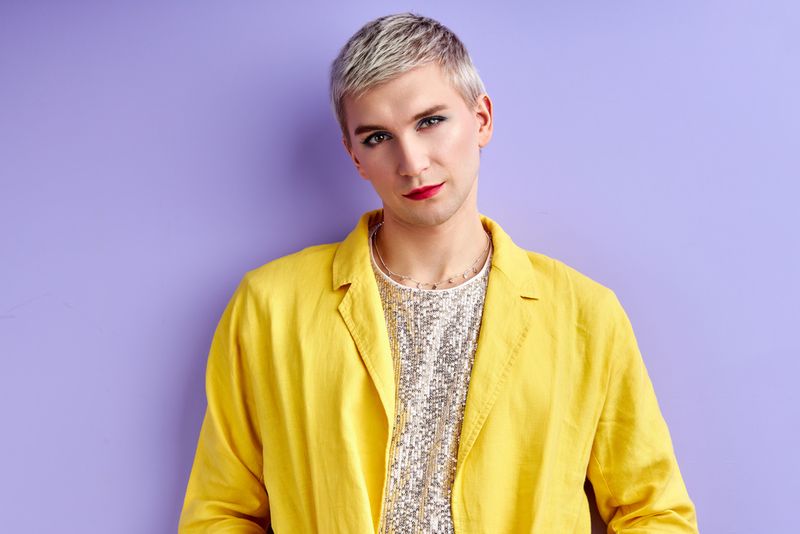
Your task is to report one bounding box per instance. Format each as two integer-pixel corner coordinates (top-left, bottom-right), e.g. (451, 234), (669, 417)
(1, 2), (797, 532)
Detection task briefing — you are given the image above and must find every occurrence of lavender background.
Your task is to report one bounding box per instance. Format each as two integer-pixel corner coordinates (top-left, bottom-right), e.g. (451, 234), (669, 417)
(1, 1), (798, 532)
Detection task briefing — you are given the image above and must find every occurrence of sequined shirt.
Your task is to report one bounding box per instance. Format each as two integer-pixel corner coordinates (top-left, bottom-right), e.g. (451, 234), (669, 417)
(369, 224), (492, 534)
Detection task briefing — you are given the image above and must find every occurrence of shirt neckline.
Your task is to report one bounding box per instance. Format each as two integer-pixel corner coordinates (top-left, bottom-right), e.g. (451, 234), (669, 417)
(368, 223), (493, 294)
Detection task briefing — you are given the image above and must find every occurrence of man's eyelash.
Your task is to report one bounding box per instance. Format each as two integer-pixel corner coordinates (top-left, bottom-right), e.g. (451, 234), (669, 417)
(361, 116), (447, 147)
(419, 116), (446, 128)
(362, 132), (389, 146)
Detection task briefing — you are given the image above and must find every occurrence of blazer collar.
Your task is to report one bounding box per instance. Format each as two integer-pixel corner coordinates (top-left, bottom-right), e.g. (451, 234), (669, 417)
(332, 209), (541, 471)
(332, 208), (540, 300)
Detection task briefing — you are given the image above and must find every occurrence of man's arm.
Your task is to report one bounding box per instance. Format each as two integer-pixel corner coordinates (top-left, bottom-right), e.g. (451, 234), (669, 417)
(586, 290), (699, 533)
(179, 276), (270, 533)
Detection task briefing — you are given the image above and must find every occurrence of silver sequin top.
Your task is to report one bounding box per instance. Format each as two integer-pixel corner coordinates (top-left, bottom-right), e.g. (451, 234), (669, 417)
(369, 224), (492, 534)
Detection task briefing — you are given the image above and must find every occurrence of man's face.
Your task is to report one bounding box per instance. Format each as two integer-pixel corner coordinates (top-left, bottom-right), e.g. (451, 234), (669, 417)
(342, 62), (493, 228)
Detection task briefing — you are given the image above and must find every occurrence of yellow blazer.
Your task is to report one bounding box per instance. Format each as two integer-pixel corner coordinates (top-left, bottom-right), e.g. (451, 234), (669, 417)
(179, 209), (698, 533)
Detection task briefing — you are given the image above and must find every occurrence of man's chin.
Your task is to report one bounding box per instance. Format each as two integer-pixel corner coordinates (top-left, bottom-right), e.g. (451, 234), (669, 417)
(386, 202), (461, 229)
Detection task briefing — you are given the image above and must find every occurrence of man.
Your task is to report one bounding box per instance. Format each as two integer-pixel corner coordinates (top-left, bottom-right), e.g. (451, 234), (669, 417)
(179, 12), (698, 533)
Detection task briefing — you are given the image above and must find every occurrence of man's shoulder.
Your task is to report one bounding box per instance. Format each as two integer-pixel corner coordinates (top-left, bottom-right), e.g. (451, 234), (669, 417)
(240, 241), (341, 294)
(521, 247), (620, 311)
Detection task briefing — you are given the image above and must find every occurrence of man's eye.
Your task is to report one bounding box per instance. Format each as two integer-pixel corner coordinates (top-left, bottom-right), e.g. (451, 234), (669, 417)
(363, 133), (390, 146)
(419, 116), (446, 129)
(361, 117), (445, 146)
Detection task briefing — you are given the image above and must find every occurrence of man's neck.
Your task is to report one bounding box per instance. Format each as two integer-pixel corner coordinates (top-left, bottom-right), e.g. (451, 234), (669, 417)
(373, 204), (490, 287)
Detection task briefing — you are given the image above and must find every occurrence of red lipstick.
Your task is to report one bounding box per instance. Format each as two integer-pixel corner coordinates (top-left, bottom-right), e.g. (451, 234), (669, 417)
(403, 182), (444, 201)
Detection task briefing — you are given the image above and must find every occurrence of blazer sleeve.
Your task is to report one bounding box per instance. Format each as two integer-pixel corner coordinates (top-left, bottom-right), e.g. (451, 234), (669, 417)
(179, 275), (270, 533)
(586, 290), (699, 533)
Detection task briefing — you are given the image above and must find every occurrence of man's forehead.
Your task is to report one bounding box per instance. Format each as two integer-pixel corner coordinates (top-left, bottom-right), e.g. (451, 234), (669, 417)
(357, 64), (449, 100)
(343, 66), (463, 131)
(346, 93), (448, 121)
(349, 97), (438, 119)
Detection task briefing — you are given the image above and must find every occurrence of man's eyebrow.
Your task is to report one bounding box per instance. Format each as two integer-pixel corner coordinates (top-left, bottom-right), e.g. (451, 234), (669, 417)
(353, 105), (449, 136)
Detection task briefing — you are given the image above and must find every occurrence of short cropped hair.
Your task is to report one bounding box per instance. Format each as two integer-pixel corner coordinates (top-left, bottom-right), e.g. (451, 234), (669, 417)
(330, 12), (486, 144)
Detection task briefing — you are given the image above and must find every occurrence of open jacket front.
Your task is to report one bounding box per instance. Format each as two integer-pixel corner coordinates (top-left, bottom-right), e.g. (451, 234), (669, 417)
(179, 209), (699, 533)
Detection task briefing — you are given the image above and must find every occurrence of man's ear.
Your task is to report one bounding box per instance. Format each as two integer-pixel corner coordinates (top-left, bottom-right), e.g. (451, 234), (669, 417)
(475, 93), (494, 148)
(342, 135), (369, 180)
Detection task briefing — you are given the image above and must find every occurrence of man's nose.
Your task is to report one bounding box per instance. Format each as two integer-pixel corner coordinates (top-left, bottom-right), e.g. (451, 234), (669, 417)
(395, 136), (430, 178)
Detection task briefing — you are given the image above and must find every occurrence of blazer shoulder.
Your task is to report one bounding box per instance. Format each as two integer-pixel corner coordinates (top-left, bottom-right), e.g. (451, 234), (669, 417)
(524, 249), (619, 311)
(523, 250), (633, 365)
(240, 241), (340, 295)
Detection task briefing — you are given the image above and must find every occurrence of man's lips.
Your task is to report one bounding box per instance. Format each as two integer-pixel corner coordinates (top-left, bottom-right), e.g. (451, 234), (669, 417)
(403, 182), (445, 200)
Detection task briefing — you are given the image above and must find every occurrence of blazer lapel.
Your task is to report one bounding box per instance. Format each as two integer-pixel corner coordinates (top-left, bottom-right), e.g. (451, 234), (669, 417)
(456, 215), (540, 468)
(333, 210), (396, 429)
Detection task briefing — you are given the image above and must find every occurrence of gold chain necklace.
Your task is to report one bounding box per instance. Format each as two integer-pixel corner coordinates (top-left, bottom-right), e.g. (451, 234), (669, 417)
(371, 222), (492, 290)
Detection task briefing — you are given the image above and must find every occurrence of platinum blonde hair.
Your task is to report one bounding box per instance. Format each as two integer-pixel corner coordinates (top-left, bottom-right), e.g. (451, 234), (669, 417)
(330, 12), (487, 144)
